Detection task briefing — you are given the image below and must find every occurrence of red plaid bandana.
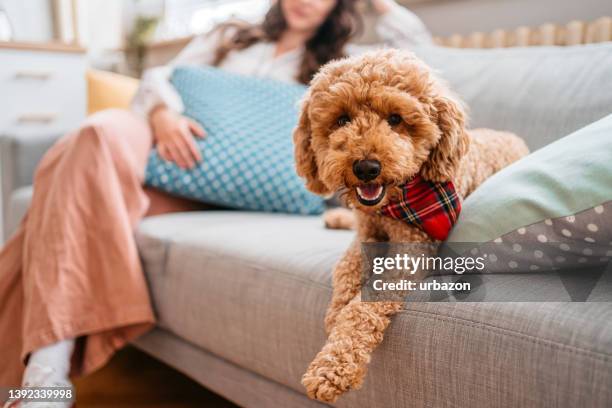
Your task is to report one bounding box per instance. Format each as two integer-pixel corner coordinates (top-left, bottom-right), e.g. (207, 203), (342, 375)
(378, 175), (461, 241)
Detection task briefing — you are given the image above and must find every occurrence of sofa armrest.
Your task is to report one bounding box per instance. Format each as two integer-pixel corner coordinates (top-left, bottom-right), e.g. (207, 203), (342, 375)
(1, 132), (63, 241)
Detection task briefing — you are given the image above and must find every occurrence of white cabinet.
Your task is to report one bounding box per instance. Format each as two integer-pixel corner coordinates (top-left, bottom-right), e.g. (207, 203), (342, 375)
(0, 42), (87, 135)
(0, 41), (87, 243)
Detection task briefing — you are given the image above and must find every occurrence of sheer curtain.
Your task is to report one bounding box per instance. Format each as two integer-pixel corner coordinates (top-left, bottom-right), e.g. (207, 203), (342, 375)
(160, 0), (269, 39)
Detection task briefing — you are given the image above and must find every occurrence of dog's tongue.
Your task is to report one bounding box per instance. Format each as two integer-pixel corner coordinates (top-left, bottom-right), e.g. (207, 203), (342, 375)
(359, 184), (381, 199)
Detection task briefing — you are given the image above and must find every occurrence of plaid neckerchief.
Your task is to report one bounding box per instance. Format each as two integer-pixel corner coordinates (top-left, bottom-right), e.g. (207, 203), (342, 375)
(378, 175), (461, 241)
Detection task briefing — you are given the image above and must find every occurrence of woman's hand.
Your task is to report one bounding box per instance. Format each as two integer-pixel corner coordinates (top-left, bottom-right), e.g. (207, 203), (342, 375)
(149, 105), (206, 169)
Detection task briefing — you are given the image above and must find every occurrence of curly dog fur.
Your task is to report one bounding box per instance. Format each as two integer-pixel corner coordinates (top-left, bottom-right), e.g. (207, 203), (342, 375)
(293, 49), (529, 402)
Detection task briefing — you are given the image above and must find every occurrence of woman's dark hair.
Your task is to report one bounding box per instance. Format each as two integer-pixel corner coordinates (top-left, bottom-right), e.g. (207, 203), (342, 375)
(213, 0), (363, 84)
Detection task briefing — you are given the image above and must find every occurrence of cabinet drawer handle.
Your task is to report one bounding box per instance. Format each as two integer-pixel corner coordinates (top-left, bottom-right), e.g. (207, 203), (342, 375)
(14, 71), (53, 80)
(17, 113), (58, 124)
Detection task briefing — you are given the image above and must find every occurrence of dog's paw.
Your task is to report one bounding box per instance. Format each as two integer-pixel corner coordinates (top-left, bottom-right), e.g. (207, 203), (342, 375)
(302, 360), (365, 402)
(302, 369), (345, 403)
(323, 208), (355, 230)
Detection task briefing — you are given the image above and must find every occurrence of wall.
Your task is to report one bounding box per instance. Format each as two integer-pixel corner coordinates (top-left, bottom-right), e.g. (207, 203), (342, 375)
(401, 0), (612, 36)
(76, 0), (124, 52)
(2, 0), (54, 42)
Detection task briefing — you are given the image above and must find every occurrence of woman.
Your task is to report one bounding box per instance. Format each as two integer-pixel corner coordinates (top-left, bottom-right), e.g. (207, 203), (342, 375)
(0, 0), (430, 401)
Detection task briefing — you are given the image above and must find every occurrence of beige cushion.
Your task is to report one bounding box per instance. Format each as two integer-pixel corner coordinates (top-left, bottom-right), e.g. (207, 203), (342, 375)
(86, 69), (139, 115)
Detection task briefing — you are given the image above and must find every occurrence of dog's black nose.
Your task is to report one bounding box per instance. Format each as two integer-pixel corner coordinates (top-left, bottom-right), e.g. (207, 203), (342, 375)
(353, 160), (381, 182)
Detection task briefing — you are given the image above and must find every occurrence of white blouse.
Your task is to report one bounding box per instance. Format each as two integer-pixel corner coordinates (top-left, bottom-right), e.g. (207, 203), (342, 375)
(131, 2), (431, 117)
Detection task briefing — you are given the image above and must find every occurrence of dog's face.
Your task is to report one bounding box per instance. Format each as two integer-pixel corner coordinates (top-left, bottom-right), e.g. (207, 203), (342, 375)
(294, 50), (469, 211)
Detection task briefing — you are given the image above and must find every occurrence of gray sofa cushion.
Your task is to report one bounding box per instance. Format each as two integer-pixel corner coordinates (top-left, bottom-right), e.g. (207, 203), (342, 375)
(5, 186), (32, 238)
(0, 132), (62, 241)
(136, 211), (612, 408)
(413, 43), (612, 151)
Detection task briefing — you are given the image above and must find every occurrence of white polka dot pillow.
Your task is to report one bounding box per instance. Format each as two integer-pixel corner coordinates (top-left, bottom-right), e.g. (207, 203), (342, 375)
(448, 114), (612, 272)
(144, 66), (325, 215)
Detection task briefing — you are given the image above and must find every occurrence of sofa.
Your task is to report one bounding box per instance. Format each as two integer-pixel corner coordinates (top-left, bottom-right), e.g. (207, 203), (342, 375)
(2, 42), (612, 407)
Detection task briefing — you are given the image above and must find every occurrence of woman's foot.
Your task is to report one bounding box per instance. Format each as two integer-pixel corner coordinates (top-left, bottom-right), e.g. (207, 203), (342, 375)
(10, 339), (76, 408)
(10, 362), (72, 408)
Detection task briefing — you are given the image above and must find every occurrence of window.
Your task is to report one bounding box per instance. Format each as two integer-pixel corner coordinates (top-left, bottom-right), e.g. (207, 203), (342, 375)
(160, 0), (269, 39)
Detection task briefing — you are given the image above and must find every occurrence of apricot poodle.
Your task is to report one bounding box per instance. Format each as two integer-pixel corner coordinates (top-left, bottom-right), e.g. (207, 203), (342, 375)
(293, 49), (529, 402)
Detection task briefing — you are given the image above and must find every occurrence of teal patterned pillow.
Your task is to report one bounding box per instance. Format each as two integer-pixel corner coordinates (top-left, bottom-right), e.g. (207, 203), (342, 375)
(144, 66), (325, 215)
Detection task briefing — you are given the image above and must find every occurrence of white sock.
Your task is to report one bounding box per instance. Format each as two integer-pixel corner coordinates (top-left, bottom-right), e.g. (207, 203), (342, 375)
(23, 338), (75, 386)
(16, 339), (76, 407)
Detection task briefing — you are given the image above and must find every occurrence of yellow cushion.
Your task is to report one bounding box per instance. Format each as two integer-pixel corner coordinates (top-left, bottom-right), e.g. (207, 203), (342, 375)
(86, 69), (140, 114)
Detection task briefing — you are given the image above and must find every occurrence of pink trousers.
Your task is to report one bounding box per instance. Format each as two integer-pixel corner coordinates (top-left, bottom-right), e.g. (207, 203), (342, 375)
(0, 109), (204, 387)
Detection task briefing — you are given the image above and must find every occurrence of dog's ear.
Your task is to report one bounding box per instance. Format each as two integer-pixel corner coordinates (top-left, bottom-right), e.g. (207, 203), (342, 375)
(420, 93), (470, 182)
(293, 97), (330, 195)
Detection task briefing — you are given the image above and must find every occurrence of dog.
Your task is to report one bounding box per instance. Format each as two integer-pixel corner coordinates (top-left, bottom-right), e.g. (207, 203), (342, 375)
(293, 49), (529, 402)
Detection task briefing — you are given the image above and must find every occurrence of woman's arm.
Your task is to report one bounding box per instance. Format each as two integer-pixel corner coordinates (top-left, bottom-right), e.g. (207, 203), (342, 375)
(131, 29), (226, 168)
(371, 0), (432, 47)
(131, 29), (223, 118)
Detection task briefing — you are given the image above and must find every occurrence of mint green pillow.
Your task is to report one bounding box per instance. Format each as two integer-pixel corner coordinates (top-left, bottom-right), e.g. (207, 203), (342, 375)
(449, 114), (612, 243)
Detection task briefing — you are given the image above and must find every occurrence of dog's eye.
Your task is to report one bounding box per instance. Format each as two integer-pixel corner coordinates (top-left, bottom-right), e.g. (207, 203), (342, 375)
(387, 114), (402, 126)
(336, 114), (351, 127)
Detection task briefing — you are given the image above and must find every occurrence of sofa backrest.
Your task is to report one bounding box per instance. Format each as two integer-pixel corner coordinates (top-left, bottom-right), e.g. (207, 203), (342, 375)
(413, 42), (612, 150)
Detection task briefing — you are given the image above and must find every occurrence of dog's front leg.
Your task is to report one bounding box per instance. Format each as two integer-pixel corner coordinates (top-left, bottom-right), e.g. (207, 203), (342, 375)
(324, 239), (363, 333)
(303, 296), (402, 402)
(304, 221), (434, 402)
(323, 212), (391, 333)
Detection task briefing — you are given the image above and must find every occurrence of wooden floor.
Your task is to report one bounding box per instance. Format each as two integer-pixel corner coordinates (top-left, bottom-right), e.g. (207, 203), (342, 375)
(73, 347), (240, 408)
